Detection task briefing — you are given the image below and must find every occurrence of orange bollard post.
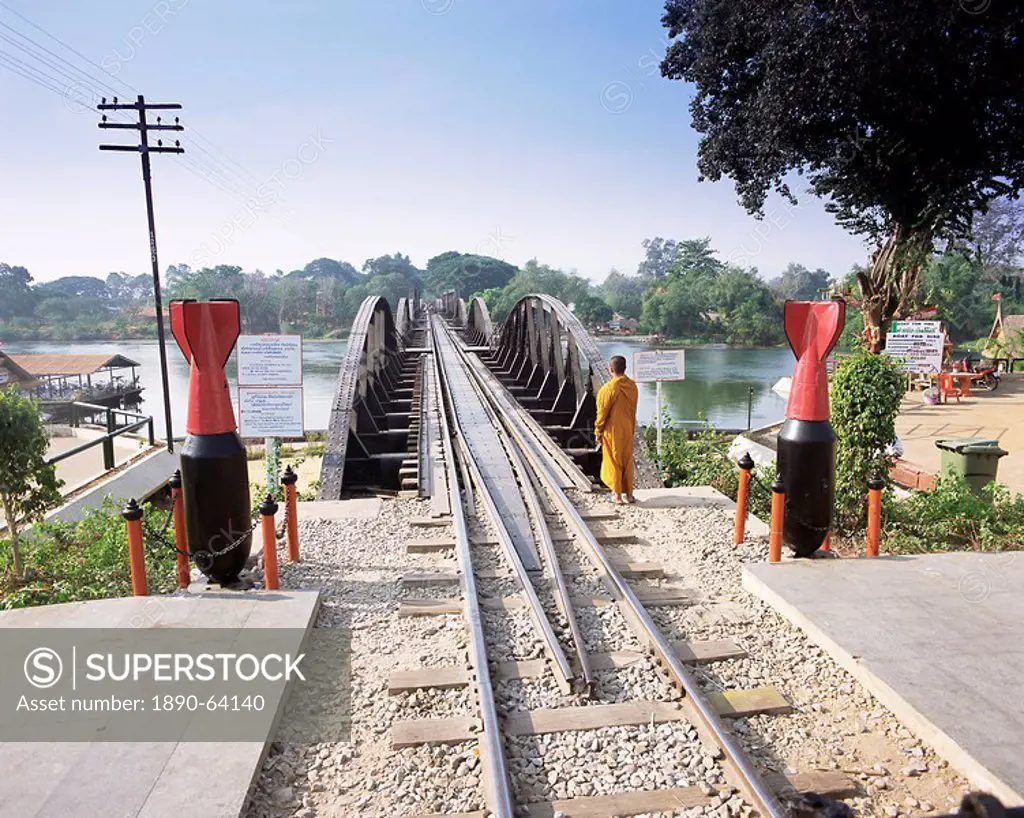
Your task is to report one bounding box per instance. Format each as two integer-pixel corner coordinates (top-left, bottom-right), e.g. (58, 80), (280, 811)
(769, 477), (785, 563)
(122, 499), (148, 596)
(734, 453), (754, 545)
(281, 466), (300, 563)
(866, 474), (884, 557)
(820, 531), (831, 552)
(169, 470), (190, 589)
(260, 494), (280, 590)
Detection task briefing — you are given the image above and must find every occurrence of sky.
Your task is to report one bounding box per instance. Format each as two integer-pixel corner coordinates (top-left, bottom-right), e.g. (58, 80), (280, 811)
(0, 0), (870, 284)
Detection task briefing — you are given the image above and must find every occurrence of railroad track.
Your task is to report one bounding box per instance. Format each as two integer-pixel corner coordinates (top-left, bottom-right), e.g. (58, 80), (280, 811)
(389, 314), (833, 817)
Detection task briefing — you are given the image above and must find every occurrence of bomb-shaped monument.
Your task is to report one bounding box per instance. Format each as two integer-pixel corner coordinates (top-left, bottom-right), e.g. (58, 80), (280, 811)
(778, 300), (846, 558)
(169, 299), (252, 582)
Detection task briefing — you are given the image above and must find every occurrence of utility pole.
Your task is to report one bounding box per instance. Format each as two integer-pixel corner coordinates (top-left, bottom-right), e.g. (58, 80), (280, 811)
(99, 95), (183, 454)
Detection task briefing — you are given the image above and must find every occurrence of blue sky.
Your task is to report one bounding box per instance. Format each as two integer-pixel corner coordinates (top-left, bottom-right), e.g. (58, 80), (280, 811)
(0, 0), (868, 284)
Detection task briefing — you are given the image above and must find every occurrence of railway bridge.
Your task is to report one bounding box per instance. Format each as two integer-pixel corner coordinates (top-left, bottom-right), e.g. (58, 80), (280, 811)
(318, 291), (656, 499)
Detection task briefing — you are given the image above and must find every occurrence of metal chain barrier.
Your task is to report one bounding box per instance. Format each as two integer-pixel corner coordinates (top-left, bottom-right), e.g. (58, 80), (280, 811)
(191, 513), (261, 575)
(141, 492), (187, 557)
(139, 491), (261, 573)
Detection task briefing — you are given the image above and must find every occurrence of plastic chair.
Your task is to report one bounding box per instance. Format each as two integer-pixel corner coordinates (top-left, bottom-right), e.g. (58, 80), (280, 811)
(939, 372), (963, 404)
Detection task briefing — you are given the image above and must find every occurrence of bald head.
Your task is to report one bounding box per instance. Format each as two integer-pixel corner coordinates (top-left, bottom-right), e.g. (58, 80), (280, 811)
(609, 356), (626, 376)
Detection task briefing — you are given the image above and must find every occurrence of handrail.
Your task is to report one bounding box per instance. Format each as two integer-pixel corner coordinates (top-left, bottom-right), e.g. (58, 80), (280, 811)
(47, 408), (156, 469)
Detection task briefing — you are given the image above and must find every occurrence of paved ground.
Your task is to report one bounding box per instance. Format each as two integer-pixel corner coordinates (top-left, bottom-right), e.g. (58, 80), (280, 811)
(896, 373), (1024, 492)
(48, 430), (149, 495)
(0, 590), (321, 818)
(743, 552), (1024, 805)
(631, 485), (769, 536)
(46, 448), (178, 526)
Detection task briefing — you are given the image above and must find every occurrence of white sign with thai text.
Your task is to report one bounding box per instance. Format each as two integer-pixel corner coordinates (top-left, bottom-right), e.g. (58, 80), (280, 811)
(633, 350), (686, 383)
(890, 320), (941, 335)
(237, 335), (302, 387)
(884, 332), (945, 374)
(238, 387), (304, 438)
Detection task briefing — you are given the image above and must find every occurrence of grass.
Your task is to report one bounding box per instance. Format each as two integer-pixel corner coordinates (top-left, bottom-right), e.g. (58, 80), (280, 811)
(0, 497), (178, 609)
(645, 426), (1023, 555)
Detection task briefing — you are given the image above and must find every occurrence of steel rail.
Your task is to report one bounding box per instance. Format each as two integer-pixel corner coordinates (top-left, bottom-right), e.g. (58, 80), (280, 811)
(442, 320), (597, 695)
(460, 340), (592, 492)
(432, 315), (577, 693)
(426, 322), (516, 818)
(473, 361), (787, 818)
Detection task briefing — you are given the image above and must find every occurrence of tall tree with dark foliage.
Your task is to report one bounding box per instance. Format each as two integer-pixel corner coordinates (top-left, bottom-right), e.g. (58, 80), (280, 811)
(660, 0), (1024, 350)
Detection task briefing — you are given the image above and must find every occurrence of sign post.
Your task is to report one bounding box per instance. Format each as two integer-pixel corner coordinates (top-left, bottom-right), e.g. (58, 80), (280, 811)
(237, 335), (304, 493)
(632, 349), (686, 460)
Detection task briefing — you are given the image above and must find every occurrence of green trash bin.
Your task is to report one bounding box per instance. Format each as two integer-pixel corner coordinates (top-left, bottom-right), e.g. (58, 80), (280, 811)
(935, 437), (1009, 493)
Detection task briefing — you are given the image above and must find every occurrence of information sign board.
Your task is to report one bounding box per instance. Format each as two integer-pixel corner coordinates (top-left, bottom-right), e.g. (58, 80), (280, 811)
(633, 350), (685, 383)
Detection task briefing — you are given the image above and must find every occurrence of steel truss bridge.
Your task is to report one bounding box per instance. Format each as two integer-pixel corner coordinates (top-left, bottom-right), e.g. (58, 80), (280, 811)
(318, 290), (657, 498)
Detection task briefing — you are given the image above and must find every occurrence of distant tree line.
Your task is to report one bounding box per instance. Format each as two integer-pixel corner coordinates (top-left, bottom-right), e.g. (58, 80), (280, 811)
(3, 203), (1021, 346)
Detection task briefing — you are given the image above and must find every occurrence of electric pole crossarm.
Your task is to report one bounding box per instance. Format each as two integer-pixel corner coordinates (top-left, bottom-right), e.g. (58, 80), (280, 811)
(98, 101), (182, 111)
(99, 122), (184, 131)
(149, 147), (185, 154)
(99, 145), (141, 152)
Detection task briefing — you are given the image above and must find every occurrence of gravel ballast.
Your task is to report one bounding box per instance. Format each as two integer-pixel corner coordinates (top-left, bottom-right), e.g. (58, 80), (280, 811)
(244, 491), (973, 818)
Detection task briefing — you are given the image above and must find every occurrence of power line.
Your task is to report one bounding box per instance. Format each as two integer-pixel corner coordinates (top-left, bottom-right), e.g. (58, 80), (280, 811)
(0, 4), (308, 241)
(0, 6), (278, 206)
(0, 1), (129, 96)
(0, 50), (65, 96)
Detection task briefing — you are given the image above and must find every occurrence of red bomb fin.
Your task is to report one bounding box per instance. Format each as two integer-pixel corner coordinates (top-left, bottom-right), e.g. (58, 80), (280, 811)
(784, 300), (846, 422)
(178, 299), (240, 371)
(169, 300), (193, 364)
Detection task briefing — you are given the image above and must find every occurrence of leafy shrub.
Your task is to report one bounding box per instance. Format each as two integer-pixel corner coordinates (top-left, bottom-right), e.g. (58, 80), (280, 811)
(0, 498), (178, 609)
(643, 425), (773, 521)
(830, 349), (905, 532)
(885, 472), (1024, 553)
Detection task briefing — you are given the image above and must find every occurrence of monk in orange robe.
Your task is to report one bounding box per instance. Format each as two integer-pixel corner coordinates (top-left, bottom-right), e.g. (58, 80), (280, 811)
(595, 355), (639, 504)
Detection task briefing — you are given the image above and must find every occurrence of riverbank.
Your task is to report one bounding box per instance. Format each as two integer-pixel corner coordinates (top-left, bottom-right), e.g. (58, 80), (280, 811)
(594, 333), (787, 349)
(0, 327), (350, 343)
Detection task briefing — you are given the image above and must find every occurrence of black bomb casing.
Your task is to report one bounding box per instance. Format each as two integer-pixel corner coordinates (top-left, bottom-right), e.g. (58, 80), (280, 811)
(778, 300), (846, 558)
(169, 299), (252, 583)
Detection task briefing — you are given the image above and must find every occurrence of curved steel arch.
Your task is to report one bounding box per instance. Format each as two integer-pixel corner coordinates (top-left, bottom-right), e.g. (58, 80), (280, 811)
(464, 296), (495, 346)
(319, 296), (409, 498)
(489, 294), (607, 455)
(487, 294), (657, 487)
(395, 296), (411, 341)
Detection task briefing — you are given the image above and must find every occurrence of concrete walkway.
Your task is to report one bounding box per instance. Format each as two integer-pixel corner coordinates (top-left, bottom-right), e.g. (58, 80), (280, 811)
(0, 590), (321, 818)
(46, 448), (178, 526)
(896, 374), (1024, 493)
(744, 553), (1024, 805)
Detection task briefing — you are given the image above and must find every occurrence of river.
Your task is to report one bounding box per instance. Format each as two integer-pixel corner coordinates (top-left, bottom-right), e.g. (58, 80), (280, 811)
(3, 338), (794, 438)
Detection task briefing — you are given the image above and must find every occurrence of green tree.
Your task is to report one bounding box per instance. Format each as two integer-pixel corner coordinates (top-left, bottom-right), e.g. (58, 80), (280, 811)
(362, 252), (421, 280)
(830, 351), (905, 531)
(769, 263), (832, 302)
(601, 269), (645, 318)
(920, 252), (989, 343)
(487, 259), (592, 321)
(661, 0), (1024, 351)
(713, 267), (783, 344)
(637, 237), (680, 280)
(423, 251), (517, 298)
(573, 294), (614, 325)
(0, 389), (63, 579)
(642, 238), (723, 337)
(34, 276), (110, 301)
(0, 263), (36, 319)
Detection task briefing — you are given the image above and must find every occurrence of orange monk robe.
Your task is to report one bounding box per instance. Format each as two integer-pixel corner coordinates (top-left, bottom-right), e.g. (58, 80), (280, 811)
(595, 374), (639, 495)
